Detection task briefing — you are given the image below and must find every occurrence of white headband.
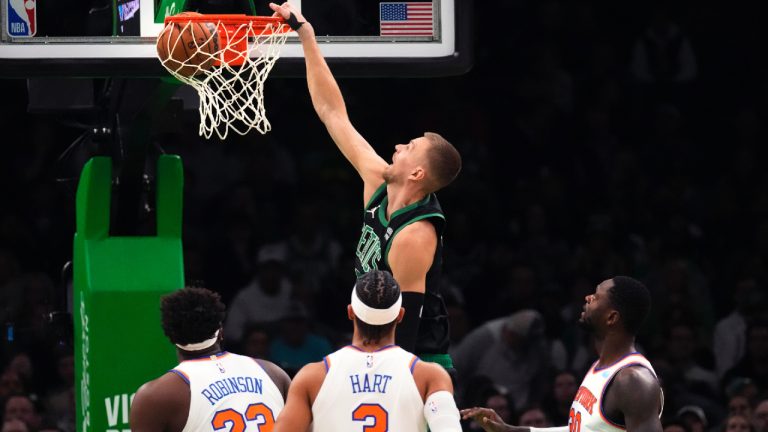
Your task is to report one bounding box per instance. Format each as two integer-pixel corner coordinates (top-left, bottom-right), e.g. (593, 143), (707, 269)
(351, 286), (402, 325)
(176, 330), (220, 351)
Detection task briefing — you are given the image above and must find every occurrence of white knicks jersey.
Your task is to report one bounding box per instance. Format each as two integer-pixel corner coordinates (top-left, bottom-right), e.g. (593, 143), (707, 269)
(171, 352), (284, 432)
(569, 353), (663, 432)
(311, 345), (426, 432)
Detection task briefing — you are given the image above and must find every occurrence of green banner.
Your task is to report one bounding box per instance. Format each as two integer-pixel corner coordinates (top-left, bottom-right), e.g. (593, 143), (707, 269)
(74, 155), (185, 431)
(155, 0), (189, 23)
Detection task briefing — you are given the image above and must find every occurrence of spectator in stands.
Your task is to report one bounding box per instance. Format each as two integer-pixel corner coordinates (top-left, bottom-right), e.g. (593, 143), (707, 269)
(723, 320), (768, 392)
(238, 324), (272, 359)
(453, 309), (551, 410)
(753, 399), (768, 432)
(269, 302), (332, 376)
(713, 278), (763, 378)
(223, 243), (294, 344)
(517, 406), (552, 428)
(542, 370), (579, 425)
(725, 415), (752, 432)
(1, 419), (29, 432)
(3, 395), (41, 432)
(677, 405), (708, 432)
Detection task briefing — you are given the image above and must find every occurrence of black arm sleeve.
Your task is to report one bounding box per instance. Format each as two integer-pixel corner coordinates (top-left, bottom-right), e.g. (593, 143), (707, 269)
(396, 292), (425, 352)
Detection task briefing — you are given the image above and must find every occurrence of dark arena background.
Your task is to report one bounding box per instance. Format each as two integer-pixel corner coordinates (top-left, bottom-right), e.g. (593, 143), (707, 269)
(1, 0), (768, 431)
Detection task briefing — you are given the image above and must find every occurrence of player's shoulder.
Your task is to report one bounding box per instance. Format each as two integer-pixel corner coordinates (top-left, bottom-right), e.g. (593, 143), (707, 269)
(412, 360), (453, 400)
(605, 362), (663, 419)
(392, 220), (437, 246)
(608, 363), (660, 408)
(288, 360), (328, 391)
(412, 359), (450, 381)
(254, 358), (290, 380)
(253, 358), (292, 397)
(289, 361), (328, 401)
(613, 363), (658, 389)
(134, 371), (189, 406)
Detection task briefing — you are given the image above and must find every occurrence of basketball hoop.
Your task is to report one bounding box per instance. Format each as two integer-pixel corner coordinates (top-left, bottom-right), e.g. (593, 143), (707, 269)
(157, 13), (292, 140)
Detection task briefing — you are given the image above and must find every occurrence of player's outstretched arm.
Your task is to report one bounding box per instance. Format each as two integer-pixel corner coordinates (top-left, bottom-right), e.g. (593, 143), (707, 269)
(269, 2), (388, 200)
(606, 366), (663, 432)
(462, 407), (573, 432)
(273, 362), (325, 432)
(460, 407), (521, 432)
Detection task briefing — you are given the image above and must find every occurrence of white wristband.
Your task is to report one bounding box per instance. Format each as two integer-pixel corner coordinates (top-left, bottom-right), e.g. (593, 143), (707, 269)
(530, 427), (569, 432)
(424, 391), (461, 432)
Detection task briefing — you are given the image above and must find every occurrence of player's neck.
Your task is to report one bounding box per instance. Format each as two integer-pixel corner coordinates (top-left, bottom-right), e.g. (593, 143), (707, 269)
(177, 344), (225, 361)
(596, 333), (636, 367)
(350, 334), (397, 352)
(385, 183), (426, 218)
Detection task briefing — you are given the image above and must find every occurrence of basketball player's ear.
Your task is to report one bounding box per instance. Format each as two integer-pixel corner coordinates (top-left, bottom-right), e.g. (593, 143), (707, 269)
(606, 310), (620, 327)
(347, 305), (355, 321)
(409, 166), (426, 181)
(396, 307), (405, 323)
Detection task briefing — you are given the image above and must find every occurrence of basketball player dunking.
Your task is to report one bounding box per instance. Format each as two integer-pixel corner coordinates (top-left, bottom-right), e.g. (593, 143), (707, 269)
(130, 287), (291, 432)
(462, 277), (664, 432)
(269, 2), (462, 373)
(273, 271), (462, 432)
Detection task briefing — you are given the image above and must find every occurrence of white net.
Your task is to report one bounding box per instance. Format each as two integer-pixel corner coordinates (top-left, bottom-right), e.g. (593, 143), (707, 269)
(157, 17), (290, 140)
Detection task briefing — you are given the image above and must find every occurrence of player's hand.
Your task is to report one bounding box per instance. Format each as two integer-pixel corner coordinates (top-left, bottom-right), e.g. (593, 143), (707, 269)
(460, 407), (516, 432)
(269, 2), (313, 37)
(269, 3), (307, 24)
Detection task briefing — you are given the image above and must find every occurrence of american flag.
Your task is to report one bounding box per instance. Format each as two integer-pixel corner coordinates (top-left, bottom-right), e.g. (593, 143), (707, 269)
(380, 2), (434, 37)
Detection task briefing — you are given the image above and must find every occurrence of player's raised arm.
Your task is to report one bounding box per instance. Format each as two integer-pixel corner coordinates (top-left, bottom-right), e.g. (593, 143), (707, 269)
(269, 2), (388, 199)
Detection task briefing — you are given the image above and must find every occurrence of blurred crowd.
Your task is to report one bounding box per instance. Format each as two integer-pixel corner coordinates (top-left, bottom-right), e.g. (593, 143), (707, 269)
(3, 0), (768, 431)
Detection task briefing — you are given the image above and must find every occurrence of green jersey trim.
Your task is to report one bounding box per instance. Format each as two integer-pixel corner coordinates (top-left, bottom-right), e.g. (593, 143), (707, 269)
(383, 212), (445, 268)
(377, 193), (433, 227)
(364, 182), (388, 210)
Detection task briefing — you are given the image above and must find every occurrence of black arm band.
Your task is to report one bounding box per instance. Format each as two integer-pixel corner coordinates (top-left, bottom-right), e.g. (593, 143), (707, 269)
(396, 292), (425, 352)
(286, 12), (305, 31)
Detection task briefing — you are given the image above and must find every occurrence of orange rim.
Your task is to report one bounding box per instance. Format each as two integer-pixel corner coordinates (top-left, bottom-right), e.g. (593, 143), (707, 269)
(164, 14), (291, 34)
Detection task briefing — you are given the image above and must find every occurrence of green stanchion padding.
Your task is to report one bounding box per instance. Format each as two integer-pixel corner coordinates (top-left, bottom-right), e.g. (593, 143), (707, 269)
(155, 0), (189, 22)
(74, 155), (185, 432)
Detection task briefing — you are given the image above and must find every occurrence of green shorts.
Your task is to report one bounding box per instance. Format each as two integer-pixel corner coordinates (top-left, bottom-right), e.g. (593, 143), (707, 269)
(417, 353), (454, 370)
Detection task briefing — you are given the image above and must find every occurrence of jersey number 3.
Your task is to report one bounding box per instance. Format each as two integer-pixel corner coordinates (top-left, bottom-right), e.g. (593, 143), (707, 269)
(212, 403), (275, 432)
(352, 403), (388, 432)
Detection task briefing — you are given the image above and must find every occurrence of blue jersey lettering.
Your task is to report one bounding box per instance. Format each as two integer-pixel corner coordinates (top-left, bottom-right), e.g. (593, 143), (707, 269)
(349, 374), (393, 394)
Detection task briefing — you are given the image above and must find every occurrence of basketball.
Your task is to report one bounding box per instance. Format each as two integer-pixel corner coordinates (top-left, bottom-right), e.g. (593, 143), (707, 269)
(156, 12), (217, 78)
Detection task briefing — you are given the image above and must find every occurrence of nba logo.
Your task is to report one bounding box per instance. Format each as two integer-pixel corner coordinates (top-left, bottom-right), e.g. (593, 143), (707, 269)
(7, 0), (36, 37)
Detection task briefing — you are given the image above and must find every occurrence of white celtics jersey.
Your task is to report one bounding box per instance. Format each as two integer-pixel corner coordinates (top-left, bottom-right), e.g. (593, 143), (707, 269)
(569, 353), (662, 432)
(311, 345), (426, 432)
(171, 352), (284, 432)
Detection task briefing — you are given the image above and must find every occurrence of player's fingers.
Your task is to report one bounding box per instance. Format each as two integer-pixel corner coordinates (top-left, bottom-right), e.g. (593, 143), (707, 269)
(461, 407), (494, 420)
(483, 416), (508, 432)
(268, 2), (288, 18)
(460, 407), (481, 419)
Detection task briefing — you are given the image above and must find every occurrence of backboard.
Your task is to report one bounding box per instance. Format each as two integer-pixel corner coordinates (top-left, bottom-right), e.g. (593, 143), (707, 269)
(0, 0), (472, 78)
